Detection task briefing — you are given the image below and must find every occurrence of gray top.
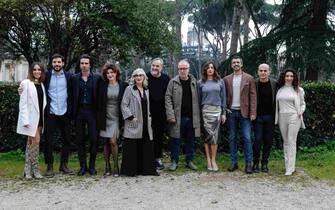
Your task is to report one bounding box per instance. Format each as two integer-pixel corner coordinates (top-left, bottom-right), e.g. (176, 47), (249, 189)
(232, 75), (242, 109)
(106, 84), (119, 119)
(198, 79), (226, 114)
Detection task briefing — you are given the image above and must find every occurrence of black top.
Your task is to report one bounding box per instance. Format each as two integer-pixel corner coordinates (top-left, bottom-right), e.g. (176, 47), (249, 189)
(79, 73), (94, 105)
(138, 88), (148, 136)
(35, 83), (44, 126)
(180, 77), (193, 118)
(257, 80), (273, 116)
(146, 72), (170, 121)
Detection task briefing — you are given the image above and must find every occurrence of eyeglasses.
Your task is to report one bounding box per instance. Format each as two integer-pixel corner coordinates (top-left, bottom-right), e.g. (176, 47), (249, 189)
(178, 67), (189, 71)
(133, 74), (144, 77)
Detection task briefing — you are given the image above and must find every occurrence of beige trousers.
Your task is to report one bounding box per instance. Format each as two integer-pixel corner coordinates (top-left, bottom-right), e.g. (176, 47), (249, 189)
(279, 113), (301, 174)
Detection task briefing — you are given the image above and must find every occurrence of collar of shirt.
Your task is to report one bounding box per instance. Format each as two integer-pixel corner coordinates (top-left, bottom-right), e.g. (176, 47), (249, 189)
(80, 72), (92, 78)
(52, 69), (64, 75)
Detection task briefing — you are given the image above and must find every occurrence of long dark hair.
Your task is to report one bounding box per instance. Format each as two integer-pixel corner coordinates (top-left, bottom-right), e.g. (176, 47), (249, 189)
(201, 61), (220, 82)
(277, 68), (300, 91)
(28, 62), (45, 83)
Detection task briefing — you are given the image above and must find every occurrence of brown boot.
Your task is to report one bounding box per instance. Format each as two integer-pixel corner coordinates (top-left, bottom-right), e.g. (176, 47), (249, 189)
(59, 162), (74, 175)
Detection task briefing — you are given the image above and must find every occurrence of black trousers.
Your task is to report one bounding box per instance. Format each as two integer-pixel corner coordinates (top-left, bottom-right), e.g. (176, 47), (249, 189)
(152, 122), (165, 159)
(75, 108), (98, 169)
(151, 105), (166, 159)
(44, 114), (71, 165)
(253, 115), (274, 165)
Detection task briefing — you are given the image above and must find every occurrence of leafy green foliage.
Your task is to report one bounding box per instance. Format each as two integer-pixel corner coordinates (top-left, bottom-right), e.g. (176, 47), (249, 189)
(0, 0), (179, 69)
(0, 82), (26, 152)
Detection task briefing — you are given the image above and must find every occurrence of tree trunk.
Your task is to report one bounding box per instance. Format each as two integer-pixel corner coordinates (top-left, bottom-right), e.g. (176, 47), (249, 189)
(305, 0), (328, 81)
(230, 0), (243, 55)
(242, 3), (250, 45)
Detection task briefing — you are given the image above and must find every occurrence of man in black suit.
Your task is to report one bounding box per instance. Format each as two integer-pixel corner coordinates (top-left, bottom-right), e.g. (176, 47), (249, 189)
(44, 53), (73, 177)
(71, 54), (100, 176)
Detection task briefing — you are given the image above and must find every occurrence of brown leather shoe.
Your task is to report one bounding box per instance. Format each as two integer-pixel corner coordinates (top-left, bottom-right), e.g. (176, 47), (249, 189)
(59, 163), (74, 175)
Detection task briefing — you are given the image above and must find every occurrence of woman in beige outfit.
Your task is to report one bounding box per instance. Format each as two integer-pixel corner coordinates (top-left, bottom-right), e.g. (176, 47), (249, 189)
(275, 68), (306, 176)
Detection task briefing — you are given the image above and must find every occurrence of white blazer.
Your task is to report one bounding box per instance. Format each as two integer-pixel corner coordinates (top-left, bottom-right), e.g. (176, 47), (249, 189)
(17, 79), (47, 137)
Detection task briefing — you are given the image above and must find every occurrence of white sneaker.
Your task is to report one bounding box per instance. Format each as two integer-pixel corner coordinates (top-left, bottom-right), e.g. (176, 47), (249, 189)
(285, 171), (293, 176)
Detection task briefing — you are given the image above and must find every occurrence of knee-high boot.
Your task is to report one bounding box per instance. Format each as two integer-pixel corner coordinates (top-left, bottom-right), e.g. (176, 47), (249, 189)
(24, 142), (32, 179)
(31, 144), (43, 179)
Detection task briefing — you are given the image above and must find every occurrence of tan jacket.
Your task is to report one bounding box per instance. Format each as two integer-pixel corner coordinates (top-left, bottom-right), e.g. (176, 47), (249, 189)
(223, 72), (257, 118)
(165, 74), (201, 138)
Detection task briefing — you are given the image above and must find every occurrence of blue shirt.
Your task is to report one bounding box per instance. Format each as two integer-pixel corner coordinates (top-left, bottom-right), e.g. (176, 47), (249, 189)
(79, 73), (94, 105)
(48, 70), (68, 115)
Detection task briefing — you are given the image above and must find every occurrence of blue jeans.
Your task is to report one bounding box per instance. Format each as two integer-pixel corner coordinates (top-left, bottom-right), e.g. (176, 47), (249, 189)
(170, 117), (195, 163)
(227, 110), (252, 164)
(253, 115), (274, 165)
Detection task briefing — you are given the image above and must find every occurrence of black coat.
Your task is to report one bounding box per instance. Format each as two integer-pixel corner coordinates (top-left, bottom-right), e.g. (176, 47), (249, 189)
(96, 77), (128, 131)
(70, 72), (100, 118)
(44, 70), (72, 117)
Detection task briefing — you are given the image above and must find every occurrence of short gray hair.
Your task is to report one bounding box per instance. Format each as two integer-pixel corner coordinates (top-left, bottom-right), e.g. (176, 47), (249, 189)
(151, 57), (164, 66)
(178, 59), (190, 68)
(129, 68), (148, 87)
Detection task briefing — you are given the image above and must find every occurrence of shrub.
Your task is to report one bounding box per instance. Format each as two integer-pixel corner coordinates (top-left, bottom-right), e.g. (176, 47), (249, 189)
(0, 82), (25, 152)
(0, 81), (334, 152)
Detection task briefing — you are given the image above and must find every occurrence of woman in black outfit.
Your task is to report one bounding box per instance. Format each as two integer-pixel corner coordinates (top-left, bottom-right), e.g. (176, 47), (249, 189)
(120, 68), (158, 176)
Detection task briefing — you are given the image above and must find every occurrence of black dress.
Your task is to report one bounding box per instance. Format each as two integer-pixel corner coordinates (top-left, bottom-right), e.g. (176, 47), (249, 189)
(121, 89), (156, 176)
(35, 83), (44, 127)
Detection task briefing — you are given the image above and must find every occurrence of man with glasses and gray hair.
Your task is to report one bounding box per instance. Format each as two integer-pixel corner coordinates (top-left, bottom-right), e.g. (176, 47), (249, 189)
(165, 59), (201, 171)
(146, 58), (170, 170)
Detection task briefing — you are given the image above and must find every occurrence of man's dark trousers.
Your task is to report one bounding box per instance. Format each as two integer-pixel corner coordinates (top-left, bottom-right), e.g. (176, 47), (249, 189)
(44, 114), (71, 165)
(75, 107), (98, 169)
(253, 115), (274, 165)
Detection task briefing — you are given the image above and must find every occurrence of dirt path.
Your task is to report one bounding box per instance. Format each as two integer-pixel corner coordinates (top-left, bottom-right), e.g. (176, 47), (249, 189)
(0, 172), (334, 210)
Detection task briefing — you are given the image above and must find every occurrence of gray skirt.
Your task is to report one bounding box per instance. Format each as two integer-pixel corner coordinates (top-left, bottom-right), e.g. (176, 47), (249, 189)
(202, 105), (221, 144)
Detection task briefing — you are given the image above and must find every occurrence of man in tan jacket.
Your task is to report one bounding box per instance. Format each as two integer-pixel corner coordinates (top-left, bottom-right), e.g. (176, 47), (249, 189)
(223, 56), (257, 174)
(165, 59), (201, 171)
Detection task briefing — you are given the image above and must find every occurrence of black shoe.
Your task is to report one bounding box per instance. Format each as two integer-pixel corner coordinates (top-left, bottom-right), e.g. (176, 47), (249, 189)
(112, 167), (119, 177)
(104, 162), (111, 176)
(252, 163), (260, 173)
(228, 162), (238, 172)
(59, 163), (74, 175)
(245, 163), (252, 174)
(89, 168), (97, 176)
(261, 164), (269, 173)
(44, 164), (54, 178)
(77, 167), (86, 176)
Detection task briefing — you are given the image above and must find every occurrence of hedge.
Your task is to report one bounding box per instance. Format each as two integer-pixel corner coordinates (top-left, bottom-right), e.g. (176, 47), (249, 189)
(0, 81), (334, 152)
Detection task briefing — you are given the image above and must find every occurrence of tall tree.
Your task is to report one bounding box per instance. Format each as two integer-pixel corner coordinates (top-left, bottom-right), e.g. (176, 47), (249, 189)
(230, 0), (243, 54)
(0, 0), (178, 70)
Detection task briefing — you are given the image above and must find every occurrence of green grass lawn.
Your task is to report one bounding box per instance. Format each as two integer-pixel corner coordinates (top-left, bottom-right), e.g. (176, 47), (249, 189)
(0, 145), (334, 181)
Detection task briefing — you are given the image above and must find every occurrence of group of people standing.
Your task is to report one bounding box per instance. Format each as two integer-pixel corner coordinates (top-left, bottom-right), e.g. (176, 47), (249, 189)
(16, 54), (305, 180)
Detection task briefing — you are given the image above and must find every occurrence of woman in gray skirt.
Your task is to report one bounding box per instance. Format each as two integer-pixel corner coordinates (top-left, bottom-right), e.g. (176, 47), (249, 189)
(198, 61), (227, 172)
(97, 63), (128, 177)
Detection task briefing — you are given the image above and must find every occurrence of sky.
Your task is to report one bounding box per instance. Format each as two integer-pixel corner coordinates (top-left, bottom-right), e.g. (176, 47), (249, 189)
(181, 0), (280, 44)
